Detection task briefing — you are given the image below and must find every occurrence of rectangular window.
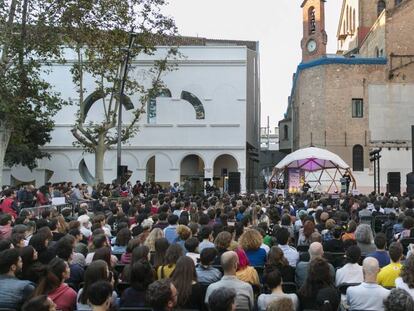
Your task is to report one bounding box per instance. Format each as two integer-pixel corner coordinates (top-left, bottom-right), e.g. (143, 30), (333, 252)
(352, 98), (363, 118)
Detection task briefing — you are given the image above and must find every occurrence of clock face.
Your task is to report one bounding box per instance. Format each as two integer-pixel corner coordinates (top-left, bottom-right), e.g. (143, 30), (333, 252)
(307, 39), (317, 53)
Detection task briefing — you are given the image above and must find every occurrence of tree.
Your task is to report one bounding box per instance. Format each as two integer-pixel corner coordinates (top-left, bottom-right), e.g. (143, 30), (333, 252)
(65, 0), (178, 183)
(0, 0), (68, 186)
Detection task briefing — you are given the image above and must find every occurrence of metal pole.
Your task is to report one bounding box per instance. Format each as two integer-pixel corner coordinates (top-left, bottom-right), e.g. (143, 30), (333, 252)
(377, 156), (381, 194)
(116, 31), (136, 183)
(373, 159), (377, 193)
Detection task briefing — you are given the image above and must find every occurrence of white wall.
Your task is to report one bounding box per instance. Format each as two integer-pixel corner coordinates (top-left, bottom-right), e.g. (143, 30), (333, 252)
(3, 46), (259, 191)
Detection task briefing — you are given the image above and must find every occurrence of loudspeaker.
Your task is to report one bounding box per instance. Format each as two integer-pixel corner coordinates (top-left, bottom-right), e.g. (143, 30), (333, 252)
(407, 173), (414, 195)
(228, 172), (241, 194)
(387, 172), (401, 194)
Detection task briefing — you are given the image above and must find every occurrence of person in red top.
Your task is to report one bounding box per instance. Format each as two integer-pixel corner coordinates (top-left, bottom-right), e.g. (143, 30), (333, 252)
(0, 189), (18, 219)
(33, 257), (77, 311)
(151, 198), (159, 215)
(36, 186), (50, 206)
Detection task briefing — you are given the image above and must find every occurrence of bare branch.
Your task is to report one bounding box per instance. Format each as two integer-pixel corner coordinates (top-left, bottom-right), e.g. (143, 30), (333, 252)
(71, 128), (96, 150)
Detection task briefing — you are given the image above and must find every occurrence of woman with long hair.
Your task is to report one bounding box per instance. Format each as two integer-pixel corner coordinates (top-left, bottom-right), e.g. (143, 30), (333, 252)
(122, 245), (150, 282)
(298, 220), (316, 246)
(120, 238), (141, 264)
(297, 257), (338, 310)
(157, 244), (183, 279)
(93, 247), (114, 269)
(234, 248), (260, 286)
(77, 260), (117, 311)
(29, 232), (55, 264)
(264, 246), (295, 283)
(151, 237), (170, 268)
(171, 256), (203, 309)
(33, 257), (77, 311)
(120, 259), (155, 307)
(144, 228), (164, 252)
(19, 245), (45, 284)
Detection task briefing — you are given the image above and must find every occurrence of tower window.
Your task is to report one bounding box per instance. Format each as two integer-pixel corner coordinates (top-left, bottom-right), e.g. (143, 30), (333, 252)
(352, 98), (363, 118)
(353, 145), (364, 171)
(309, 7), (316, 34)
(283, 125), (289, 140)
(378, 0), (386, 16)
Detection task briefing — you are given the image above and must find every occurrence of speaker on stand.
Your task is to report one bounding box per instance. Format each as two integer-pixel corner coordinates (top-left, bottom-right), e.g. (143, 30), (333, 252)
(228, 172), (241, 194)
(387, 172), (401, 194)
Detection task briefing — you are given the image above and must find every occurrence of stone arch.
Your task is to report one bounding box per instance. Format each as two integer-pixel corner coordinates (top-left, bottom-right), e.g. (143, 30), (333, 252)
(212, 154), (239, 190)
(180, 154), (205, 194)
(142, 152), (174, 170)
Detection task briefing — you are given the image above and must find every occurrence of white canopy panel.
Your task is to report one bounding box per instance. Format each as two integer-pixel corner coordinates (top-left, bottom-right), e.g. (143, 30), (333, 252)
(275, 147), (350, 172)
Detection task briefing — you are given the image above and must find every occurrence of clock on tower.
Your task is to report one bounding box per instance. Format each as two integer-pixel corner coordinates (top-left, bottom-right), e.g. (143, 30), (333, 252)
(301, 0), (327, 62)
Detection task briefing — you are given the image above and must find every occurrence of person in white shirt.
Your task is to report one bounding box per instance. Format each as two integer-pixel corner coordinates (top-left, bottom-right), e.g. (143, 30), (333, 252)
(395, 254), (414, 299)
(275, 228), (299, 267)
(335, 245), (363, 286)
(78, 215), (92, 238)
(346, 257), (389, 311)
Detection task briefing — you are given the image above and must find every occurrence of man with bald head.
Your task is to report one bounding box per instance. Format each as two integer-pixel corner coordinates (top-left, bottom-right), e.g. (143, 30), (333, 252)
(295, 242), (335, 287)
(204, 251), (254, 311)
(346, 257), (390, 311)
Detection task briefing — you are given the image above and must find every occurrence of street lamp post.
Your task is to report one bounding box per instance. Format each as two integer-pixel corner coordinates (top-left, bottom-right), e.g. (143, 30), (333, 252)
(116, 31), (136, 184)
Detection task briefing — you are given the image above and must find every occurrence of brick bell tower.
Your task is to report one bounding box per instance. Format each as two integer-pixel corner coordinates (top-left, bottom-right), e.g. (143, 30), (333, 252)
(301, 0), (328, 62)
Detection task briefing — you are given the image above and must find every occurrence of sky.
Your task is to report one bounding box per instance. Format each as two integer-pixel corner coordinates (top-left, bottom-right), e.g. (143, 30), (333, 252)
(163, 0), (342, 130)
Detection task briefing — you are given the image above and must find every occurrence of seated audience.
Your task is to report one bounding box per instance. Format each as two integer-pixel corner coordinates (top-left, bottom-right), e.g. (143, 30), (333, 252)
(171, 255), (203, 309)
(120, 259), (154, 307)
(198, 226), (215, 253)
(275, 228), (299, 267)
(335, 245), (363, 286)
(258, 270), (299, 311)
(205, 251), (254, 311)
(323, 225), (344, 253)
(355, 224), (376, 256)
(146, 279), (178, 311)
(346, 257), (390, 311)
(22, 295), (57, 311)
(383, 288), (414, 311)
(213, 231), (233, 265)
(196, 247), (223, 284)
(33, 257), (77, 311)
(77, 260), (118, 311)
(239, 229), (267, 266)
(295, 242), (335, 287)
(396, 255), (414, 298)
(208, 288), (236, 311)
(264, 246), (295, 283)
(367, 233), (390, 268)
(235, 247), (260, 286)
(20, 245), (45, 284)
(0, 248), (35, 309)
(377, 241), (403, 287)
(185, 237), (200, 264)
(297, 257), (338, 310)
(157, 244), (183, 279)
(87, 281), (113, 311)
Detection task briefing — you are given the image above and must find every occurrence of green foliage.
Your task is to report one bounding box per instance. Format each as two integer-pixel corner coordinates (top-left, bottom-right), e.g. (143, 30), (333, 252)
(0, 0), (68, 169)
(67, 0), (179, 154)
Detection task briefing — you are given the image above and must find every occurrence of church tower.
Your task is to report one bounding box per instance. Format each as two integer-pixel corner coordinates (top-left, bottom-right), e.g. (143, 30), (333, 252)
(301, 0), (328, 62)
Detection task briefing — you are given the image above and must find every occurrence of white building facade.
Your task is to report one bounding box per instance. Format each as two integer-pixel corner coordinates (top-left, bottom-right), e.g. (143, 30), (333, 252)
(2, 39), (261, 192)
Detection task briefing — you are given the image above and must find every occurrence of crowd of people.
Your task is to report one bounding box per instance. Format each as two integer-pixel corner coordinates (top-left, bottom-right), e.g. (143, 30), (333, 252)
(1, 181), (414, 311)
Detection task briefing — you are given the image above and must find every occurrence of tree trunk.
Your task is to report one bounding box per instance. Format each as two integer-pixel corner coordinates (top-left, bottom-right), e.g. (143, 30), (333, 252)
(0, 122), (12, 187)
(95, 134), (106, 183)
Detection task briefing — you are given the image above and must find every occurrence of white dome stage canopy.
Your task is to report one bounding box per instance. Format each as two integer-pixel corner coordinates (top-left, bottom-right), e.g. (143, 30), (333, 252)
(271, 147), (356, 193)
